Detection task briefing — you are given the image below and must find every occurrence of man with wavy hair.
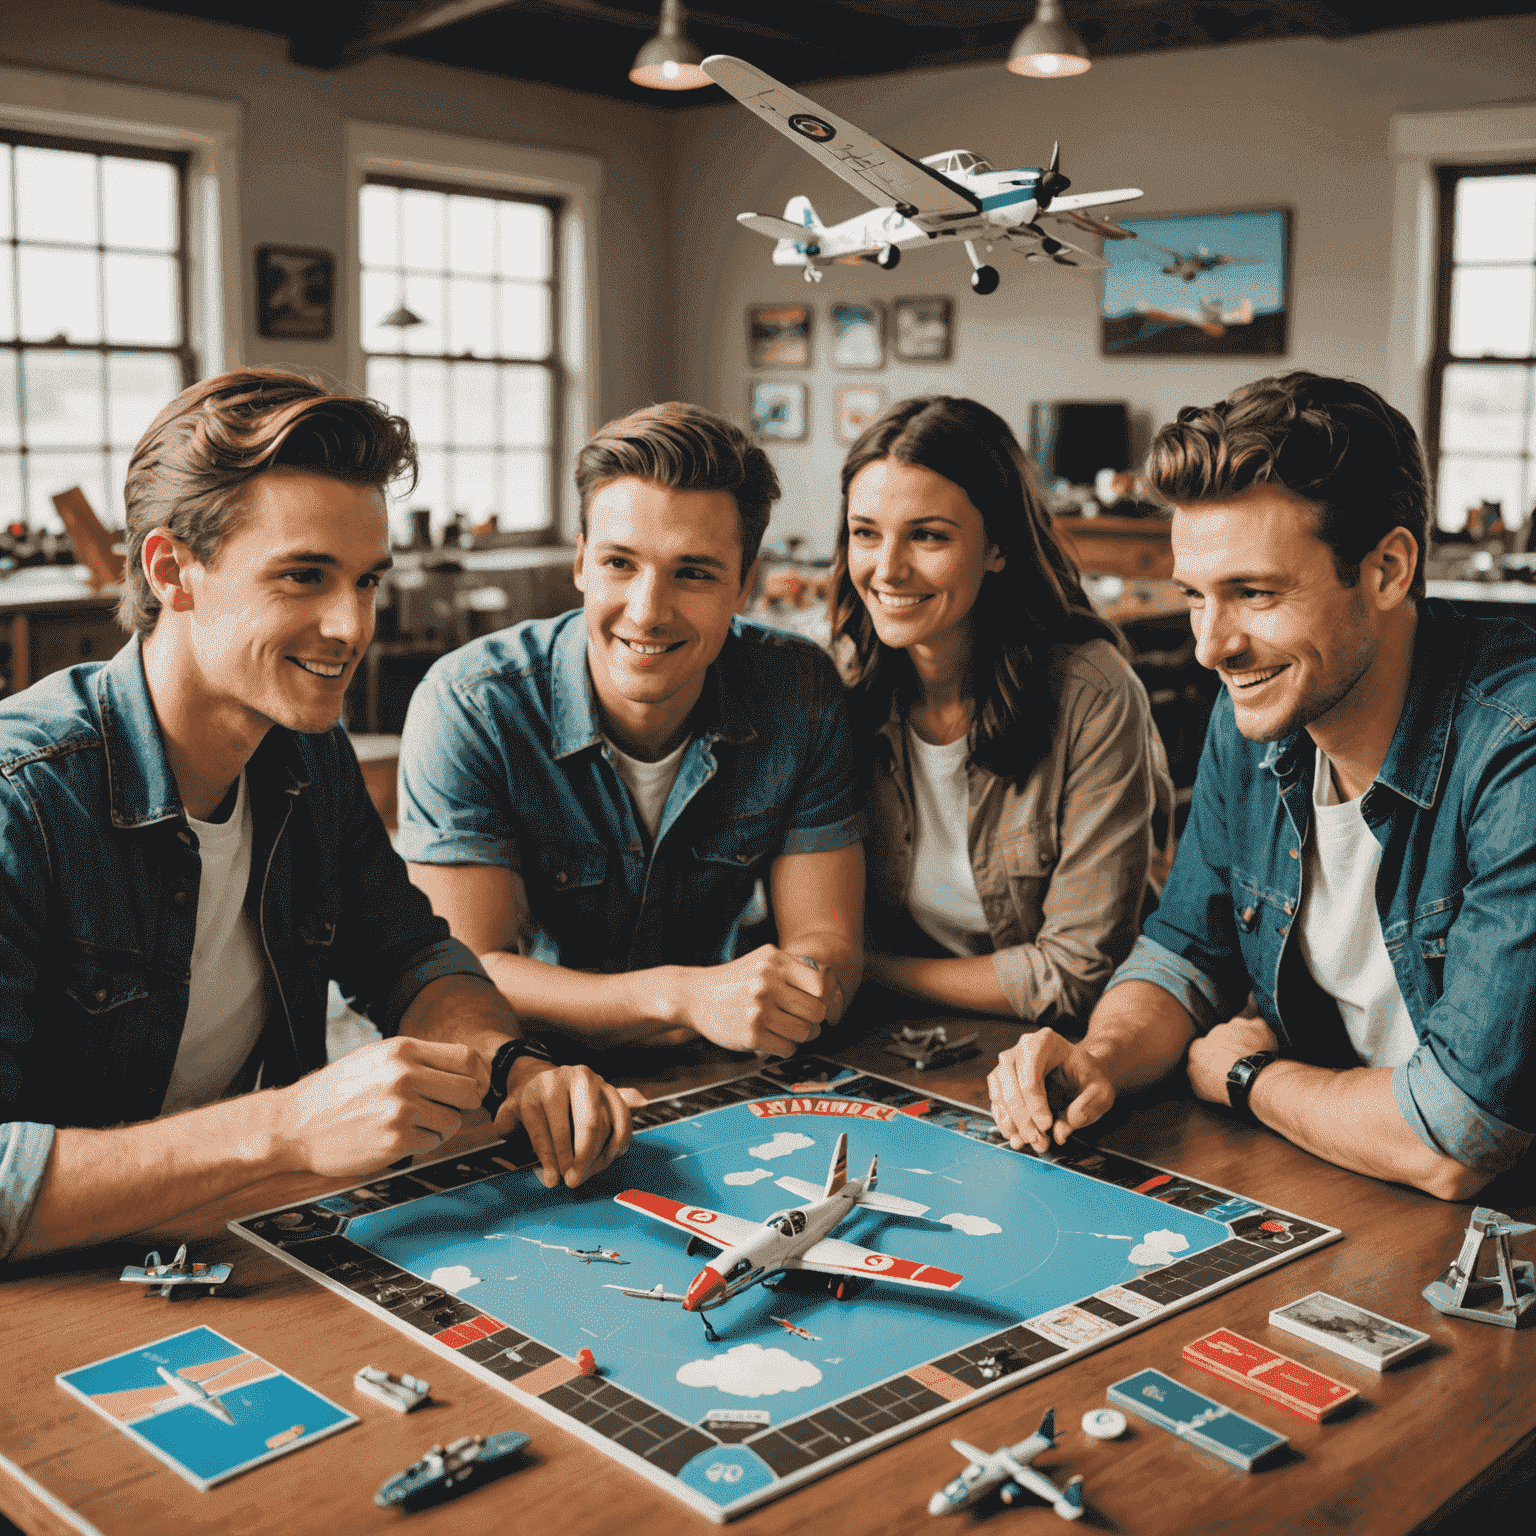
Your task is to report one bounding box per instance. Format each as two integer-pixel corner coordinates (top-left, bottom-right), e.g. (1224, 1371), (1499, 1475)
(0, 369), (633, 1263)
(989, 372), (1536, 1199)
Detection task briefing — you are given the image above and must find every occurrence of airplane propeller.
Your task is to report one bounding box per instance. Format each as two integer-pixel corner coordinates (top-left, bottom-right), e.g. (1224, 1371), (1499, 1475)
(1034, 143), (1071, 211)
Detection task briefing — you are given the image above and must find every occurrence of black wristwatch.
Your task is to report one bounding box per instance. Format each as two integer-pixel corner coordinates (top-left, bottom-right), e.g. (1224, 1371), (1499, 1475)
(1226, 1050), (1279, 1123)
(483, 1037), (554, 1115)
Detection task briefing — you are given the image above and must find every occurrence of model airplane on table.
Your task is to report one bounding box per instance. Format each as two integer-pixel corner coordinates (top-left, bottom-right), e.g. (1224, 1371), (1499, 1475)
(887, 1023), (980, 1071)
(1147, 242), (1260, 281)
(151, 1363), (239, 1425)
(1134, 294), (1254, 337)
(928, 1409), (1085, 1521)
(704, 55), (1141, 294)
(613, 1132), (961, 1339)
(119, 1244), (232, 1297)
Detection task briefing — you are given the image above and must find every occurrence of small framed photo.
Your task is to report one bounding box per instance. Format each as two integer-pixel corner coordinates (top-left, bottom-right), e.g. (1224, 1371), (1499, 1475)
(831, 302), (884, 369)
(748, 303), (811, 368)
(1268, 1292), (1431, 1372)
(255, 244), (335, 340)
(892, 296), (952, 362)
(749, 381), (807, 441)
(836, 385), (887, 444)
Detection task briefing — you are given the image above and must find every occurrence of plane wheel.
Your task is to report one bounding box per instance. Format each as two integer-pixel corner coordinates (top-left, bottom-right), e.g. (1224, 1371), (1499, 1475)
(970, 265), (1000, 295)
(876, 245), (900, 270)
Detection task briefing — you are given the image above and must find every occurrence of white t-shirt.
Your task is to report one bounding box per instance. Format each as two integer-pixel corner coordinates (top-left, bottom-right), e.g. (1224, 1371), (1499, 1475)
(1294, 745), (1419, 1068)
(160, 773), (267, 1116)
(905, 728), (990, 957)
(606, 735), (691, 845)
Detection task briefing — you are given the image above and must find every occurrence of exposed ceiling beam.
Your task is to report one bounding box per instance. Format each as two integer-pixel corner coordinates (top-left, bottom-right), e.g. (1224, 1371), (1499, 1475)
(293, 0), (525, 69)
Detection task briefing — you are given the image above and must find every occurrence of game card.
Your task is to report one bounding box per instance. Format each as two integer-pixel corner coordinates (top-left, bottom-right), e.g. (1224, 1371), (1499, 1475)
(1183, 1327), (1358, 1420)
(1268, 1291), (1430, 1371)
(56, 1325), (357, 1490)
(1108, 1367), (1288, 1471)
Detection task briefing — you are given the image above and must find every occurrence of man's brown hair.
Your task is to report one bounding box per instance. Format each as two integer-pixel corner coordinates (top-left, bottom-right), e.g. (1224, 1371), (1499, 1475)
(574, 402), (779, 585)
(119, 368), (416, 637)
(1145, 371), (1429, 598)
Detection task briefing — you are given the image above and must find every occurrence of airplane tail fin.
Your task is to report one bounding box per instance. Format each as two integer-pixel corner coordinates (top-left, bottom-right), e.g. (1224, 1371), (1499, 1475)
(865, 1154), (878, 1192)
(1037, 1408), (1056, 1446)
(824, 1132), (849, 1197)
(784, 194), (823, 233)
(1055, 1475), (1085, 1519)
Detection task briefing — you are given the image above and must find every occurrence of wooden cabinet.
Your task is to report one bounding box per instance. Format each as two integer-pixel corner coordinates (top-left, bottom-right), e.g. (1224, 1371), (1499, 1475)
(1052, 514), (1174, 580)
(0, 582), (127, 698)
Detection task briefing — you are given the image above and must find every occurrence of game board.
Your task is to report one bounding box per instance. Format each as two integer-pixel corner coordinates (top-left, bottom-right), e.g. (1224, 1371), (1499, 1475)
(230, 1059), (1340, 1521)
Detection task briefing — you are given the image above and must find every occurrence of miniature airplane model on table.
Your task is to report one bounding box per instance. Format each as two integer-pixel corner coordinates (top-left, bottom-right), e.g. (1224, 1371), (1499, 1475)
(929, 1409), (1085, 1520)
(1423, 1206), (1535, 1328)
(1134, 295), (1254, 337)
(120, 1244), (232, 1298)
(703, 55), (1141, 294)
(373, 1432), (531, 1510)
(886, 1024), (980, 1072)
(613, 1132), (961, 1340)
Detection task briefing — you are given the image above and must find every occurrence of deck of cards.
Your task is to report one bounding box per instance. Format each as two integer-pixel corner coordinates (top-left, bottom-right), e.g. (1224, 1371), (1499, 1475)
(1183, 1327), (1358, 1421)
(1107, 1368), (1288, 1472)
(1269, 1292), (1430, 1371)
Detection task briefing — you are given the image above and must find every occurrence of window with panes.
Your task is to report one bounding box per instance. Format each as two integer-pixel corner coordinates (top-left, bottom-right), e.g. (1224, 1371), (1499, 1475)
(1427, 165), (1536, 531)
(360, 176), (560, 539)
(0, 131), (193, 532)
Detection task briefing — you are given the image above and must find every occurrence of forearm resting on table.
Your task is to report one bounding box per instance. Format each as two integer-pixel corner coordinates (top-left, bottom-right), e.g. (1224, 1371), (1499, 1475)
(1248, 1059), (1490, 1201)
(864, 951), (1009, 1015)
(1081, 979), (1199, 1092)
(477, 949), (700, 1045)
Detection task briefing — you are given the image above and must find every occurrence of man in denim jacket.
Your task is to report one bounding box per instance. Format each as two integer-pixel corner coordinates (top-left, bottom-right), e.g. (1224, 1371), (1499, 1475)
(0, 371), (633, 1262)
(400, 404), (863, 1057)
(990, 373), (1533, 1199)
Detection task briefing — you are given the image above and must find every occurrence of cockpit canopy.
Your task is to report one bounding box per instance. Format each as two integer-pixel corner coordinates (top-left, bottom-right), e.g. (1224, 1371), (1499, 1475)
(763, 1209), (808, 1237)
(920, 149), (992, 177)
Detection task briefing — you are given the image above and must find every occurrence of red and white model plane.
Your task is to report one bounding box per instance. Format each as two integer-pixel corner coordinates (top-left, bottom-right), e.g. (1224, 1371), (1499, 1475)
(613, 1133), (961, 1340)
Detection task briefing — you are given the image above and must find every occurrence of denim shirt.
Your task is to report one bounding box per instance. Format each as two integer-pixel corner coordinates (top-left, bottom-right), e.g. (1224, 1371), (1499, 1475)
(1111, 599), (1536, 1174)
(397, 611), (861, 974)
(0, 637), (486, 1258)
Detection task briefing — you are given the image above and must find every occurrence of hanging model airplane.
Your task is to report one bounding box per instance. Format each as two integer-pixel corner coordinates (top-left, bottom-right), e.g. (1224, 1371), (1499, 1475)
(703, 55), (1142, 294)
(612, 1132), (961, 1339)
(1134, 295), (1255, 337)
(1145, 242), (1260, 281)
(928, 1409), (1085, 1521)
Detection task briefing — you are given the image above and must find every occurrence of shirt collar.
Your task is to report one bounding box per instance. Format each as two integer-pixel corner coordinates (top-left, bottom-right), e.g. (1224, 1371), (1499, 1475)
(95, 634), (183, 830)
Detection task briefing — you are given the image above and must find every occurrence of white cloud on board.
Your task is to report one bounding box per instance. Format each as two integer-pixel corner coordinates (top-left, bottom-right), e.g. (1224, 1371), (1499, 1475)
(749, 1131), (815, 1161)
(937, 1212), (1003, 1237)
(431, 1265), (481, 1293)
(1129, 1229), (1190, 1267)
(723, 1169), (775, 1186)
(677, 1344), (822, 1397)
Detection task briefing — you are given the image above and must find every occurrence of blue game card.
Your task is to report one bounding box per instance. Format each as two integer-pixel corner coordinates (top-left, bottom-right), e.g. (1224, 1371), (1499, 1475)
(56, 1325), (358, 1490)
(1109, 1367), (1288, 1471)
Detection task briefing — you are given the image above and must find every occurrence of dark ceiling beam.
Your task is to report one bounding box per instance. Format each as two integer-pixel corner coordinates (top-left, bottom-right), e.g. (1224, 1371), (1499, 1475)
(291, 0), (526, 69)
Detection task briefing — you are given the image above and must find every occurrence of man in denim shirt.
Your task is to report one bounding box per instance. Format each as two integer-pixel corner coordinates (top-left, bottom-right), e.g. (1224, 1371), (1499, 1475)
(0, 371), (633, 1262)
(990, 373), (1533, 1200)
(400, 403), (863, 1056)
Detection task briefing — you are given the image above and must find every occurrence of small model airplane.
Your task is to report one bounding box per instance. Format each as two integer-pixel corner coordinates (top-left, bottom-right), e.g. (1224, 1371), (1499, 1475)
(1134, 295), (1255, 337)
(514, 1236), (628, 1265)
(151, 1364), (238, 1425)
(928, 1409), (1085, 1521)
(120, 1244), (232, 1298)
(614, 1133), (961, 1340)
(605, 1281), (687, 1302)
(886, 1024), (980, 1072)
(354, 1366), (432, 1413)
(1145, 242), (1260, 281)
(704, 55), (1141, 294)
(770, 1316), (822, 1342)
(374, 1432), (532, 1511)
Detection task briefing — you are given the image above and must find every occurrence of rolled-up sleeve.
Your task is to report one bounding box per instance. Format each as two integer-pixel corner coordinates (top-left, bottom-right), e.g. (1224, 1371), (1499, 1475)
(779, 653), (861, 856)
(1393, 1046), (1532, 1173)
(1103, 933), (1227, 1031)
(0, 1121), (54, 1262)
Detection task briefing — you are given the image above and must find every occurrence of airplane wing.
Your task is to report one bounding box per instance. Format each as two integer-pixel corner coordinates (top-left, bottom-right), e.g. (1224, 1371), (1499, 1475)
(737, 212), (815, 242)
(613, 1190), (760, 1249)
(951, 1438), (991, 1464)
(703, 55), (978, 219)
(773, 1176), (929, 1217)
(774, 1176), (828, 1203)
(1045, 188), (1142, 216)
(1007, 1465), (1076, 1509)
(792, 1235), (963, 1289)
(1056, 209), (1136, 241)
(1004, 226), (1108, 271)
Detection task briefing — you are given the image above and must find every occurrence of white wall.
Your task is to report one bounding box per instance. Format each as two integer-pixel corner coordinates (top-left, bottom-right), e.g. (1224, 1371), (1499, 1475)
(664, 17), (1536, 555)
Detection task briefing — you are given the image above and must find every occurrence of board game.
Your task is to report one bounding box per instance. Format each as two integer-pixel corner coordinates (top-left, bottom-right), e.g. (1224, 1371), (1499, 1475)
(230, 1059), (1340, 1521)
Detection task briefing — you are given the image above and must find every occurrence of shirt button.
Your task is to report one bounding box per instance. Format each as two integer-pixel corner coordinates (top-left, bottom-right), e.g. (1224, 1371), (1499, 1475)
(174, 890), (188, 905)
(1283, 903), (1293, 915)
(95, 987), (107, 1003)
(554, 871), (568, 886)
(1289, 848), (1299, 860)
(1242, 906), (1255, 923)
(1039, 851), (1051, 866)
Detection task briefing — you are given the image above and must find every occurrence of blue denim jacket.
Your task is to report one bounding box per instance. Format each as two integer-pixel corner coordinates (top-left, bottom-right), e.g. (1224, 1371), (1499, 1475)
(0, 638), (486, 1258)
(1110, 599), (1536, 1174)
(397, 611), (861, 974)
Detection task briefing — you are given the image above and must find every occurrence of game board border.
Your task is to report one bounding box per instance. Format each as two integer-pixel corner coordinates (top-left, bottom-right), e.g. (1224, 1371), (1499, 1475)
(229, 1058), (1341, 1522)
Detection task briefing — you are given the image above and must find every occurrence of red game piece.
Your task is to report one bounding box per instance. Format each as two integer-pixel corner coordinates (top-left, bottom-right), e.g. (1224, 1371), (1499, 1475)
(577, 1348), (596, 1377)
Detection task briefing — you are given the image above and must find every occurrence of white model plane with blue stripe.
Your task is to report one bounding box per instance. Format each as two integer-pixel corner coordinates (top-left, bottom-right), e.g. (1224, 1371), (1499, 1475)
(929, 1410), (1085, 1521)
(704, 55), (1142, 294)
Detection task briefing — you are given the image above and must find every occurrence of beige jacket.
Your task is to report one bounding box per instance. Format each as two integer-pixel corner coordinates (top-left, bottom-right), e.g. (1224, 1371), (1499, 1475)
(865, 639), (1173, 1025)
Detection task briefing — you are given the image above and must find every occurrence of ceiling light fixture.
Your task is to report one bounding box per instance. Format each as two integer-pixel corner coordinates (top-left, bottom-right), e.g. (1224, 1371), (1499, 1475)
(629, 0), (711, 91)
(1007, 0), (1091, 78)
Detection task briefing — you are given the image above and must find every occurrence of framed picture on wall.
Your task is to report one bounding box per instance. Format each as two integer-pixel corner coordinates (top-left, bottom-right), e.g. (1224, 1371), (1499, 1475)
(836, 386), (886, 444)
(891, 297), (952, 362)
(748, 304), (812, 368)
(1099, 207), (1291, 357)
(255, 244), (336, 340)
(749, 381), (808, 441)
(831, 302), (885, 369)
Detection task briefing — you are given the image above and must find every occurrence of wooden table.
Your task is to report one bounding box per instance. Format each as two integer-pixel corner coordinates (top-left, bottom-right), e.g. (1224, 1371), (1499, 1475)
(3, 1018), (1532, 1536)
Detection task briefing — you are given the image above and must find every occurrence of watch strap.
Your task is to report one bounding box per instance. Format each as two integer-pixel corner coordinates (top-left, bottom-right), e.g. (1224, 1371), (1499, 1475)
(1226, 1050), (1279, 1122)
(483, 1036), (554, 1115)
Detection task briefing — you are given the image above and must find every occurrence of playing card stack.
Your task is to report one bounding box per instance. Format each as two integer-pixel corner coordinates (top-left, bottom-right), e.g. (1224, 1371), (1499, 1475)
(1183, 1328), (1358, 1421)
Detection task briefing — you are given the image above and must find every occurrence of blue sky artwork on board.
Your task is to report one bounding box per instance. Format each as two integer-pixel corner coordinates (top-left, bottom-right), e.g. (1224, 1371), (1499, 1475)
(1101, 208), (1289, 357)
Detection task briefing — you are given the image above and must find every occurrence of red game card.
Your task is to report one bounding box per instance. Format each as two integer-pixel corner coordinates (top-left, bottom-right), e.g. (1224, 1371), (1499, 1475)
(1183, 1327), (1359, 1422)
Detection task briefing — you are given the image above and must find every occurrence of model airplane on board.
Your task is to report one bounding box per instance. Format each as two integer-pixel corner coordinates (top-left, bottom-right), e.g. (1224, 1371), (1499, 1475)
(886, 1023), (980, 1072)
(1146, 242), (1260, 281)
(150, 1363), (240, 1425)
(928, 1409), (1085, 1520)
(1134, 294), (1255, 337)
(119, 1244), (232, 1297)
(703, 55), (1141, 294)
(613, 1132), (961, 1339)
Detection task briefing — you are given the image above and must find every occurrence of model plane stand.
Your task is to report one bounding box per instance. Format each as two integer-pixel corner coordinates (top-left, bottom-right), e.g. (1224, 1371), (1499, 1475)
(1422, 1207), (1535, 1328)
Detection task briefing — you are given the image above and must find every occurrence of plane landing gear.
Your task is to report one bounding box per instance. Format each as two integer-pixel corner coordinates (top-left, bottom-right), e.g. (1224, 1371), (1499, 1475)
(876, 244), (900, 270)
(802, 264), (824, 283)
(702, 1315), (721, 1343)
(964, 239), (1000, 295)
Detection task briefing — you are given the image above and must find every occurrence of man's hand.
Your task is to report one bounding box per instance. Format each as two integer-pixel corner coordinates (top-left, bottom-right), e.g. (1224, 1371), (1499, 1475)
(662, 944), (831, 1055)
(988, 1029), (1117, 1153)
(274, 1037), (489, 1177)
(497, 1060), (644, 1190)
(1186, 1016), (1280, 1106)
